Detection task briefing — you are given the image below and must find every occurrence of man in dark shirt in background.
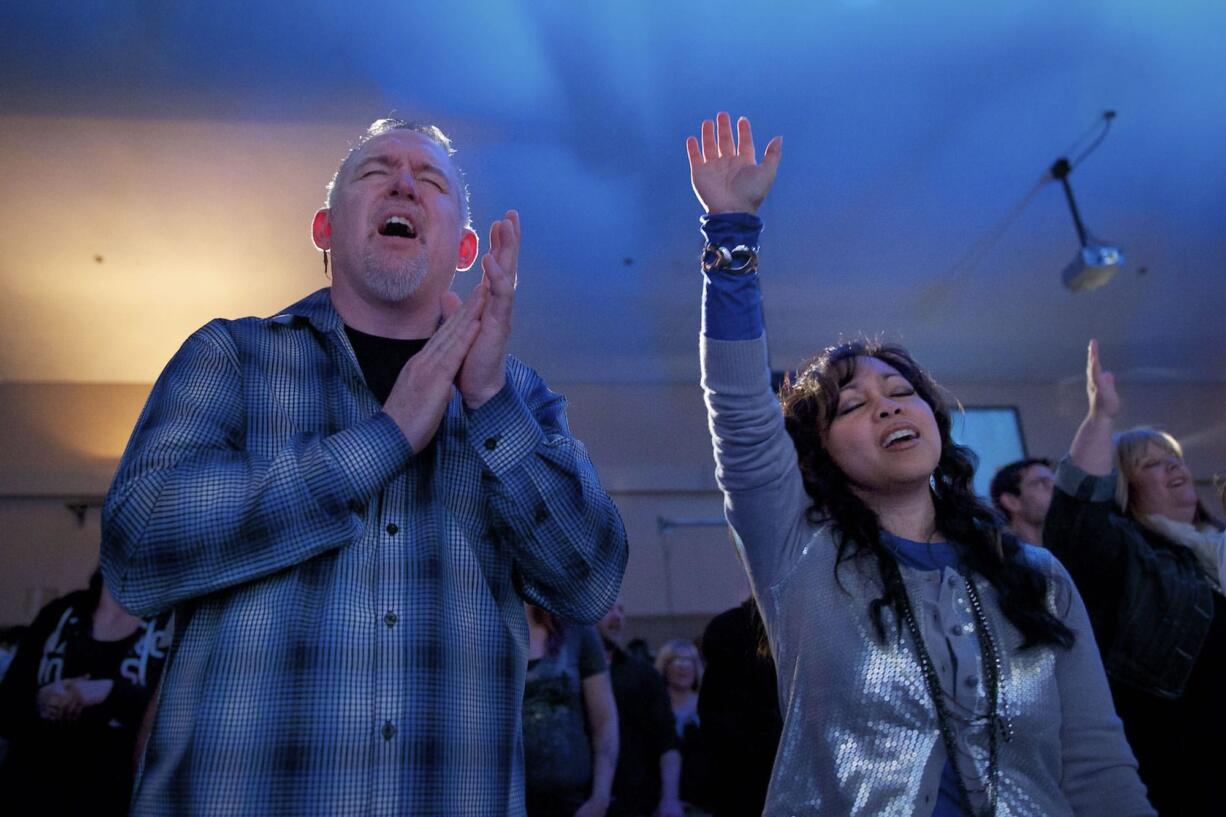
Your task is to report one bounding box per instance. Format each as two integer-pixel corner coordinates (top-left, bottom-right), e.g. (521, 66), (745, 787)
(990, 458), (1055, 545)
(597, 598), (683, 817)
(697, 597), (782, 817)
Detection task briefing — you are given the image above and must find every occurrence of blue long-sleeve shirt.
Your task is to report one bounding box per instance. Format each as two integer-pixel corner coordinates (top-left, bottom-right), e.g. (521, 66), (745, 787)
(101, 287), (628, 816)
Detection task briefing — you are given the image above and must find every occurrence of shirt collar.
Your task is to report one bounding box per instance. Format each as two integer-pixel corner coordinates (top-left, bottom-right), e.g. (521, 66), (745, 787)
(268, 287), (344, 334)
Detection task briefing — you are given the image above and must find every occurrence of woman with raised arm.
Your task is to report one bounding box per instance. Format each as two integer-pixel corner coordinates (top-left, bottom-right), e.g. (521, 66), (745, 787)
(688, 111), (1153, 817)
(1044, 341), (1226, 816)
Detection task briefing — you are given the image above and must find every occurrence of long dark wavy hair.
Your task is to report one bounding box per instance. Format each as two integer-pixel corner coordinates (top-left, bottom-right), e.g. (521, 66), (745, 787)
(779, 339), (1074, 650)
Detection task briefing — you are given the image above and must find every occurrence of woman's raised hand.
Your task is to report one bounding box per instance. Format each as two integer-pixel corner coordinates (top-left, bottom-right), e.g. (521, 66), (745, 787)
(1086, 339), (1121, 420)
(686, 112), (782, 215)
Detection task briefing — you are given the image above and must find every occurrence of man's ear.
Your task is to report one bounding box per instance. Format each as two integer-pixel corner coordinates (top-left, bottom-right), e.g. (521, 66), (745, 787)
(312, 209), (333, 251)
(998, 493), (1021, 518)
(456, 227), (479, 271)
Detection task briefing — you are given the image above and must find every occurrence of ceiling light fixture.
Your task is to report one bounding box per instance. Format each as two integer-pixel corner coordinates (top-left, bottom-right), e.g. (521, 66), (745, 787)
(1049, 111), (1125, 292)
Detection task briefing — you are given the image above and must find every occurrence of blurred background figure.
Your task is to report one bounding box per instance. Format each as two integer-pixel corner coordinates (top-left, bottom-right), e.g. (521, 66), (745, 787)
(696, 598), (781, 817)
(624, 638), (653, 666)
(989, 457), (1055, 545)
(596, 598), (684, 817)
(522, 604), (618, 817)
(0, 569), (172, 816)
(0, 627), (27, 684)
(655, 639), (712, 814)
(1045, 340), (1226, 816)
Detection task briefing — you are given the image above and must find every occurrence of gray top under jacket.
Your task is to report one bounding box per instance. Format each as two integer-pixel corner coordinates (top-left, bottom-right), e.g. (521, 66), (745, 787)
(700, 332), (1154, 817)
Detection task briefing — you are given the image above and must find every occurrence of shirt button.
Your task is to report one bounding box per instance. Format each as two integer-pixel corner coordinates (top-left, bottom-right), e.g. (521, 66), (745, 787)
(964, 675), (979, 688)
(382, 721), (396, 741)
(534, 506), (549, 523)
(950, 626), (963, 636)
(384, 611), (398, 628)
(386, 522), (399, 535)
(484, 436), (499, 451)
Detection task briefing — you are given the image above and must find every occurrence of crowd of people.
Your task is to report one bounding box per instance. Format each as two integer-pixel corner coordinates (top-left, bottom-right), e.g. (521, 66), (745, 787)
(0, 113), (1221, 816)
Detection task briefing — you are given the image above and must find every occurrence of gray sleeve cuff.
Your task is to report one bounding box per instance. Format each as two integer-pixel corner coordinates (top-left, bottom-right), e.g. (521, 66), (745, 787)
(1054, 456), (1118, 503)
(700, 334), (772, 396)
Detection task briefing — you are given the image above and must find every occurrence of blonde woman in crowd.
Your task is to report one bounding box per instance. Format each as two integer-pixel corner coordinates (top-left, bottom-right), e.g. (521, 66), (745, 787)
(1044, 341), (1226, 815)
(656, 639), (711, 813)
(656, 639), (703, 735)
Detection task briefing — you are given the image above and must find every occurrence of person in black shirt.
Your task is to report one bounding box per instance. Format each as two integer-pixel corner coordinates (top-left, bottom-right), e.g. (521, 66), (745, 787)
(596, 598), (683, 817)
(697, 598), (781, 817)
(0, 570), (172, 815)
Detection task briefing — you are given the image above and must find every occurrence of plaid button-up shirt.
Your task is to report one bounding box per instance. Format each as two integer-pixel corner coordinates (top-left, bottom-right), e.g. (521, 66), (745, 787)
(101, 288), (627, 816)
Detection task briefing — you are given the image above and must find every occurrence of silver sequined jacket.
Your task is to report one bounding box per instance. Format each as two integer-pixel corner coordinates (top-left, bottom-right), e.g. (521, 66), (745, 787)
(701, 333), (1154, 817)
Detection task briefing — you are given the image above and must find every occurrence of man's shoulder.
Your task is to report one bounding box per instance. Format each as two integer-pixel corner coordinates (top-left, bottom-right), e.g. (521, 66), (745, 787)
(265, 288), (334, 323)
(181, 289), (335, 348)
(612, 649), (663, 687)
(24, 589), (90, 637)
(702, 602), (761, 655)
(705, 603), (753, 635)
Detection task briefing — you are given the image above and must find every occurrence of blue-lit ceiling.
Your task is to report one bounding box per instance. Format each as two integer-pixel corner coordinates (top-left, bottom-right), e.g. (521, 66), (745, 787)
(1, 0), (1223, 384)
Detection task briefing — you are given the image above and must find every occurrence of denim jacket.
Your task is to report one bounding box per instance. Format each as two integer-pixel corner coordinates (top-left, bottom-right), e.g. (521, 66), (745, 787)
(1044, 458), (1215, 698)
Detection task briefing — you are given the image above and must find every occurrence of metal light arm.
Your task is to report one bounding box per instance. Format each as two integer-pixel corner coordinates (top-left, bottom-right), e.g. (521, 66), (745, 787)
(1049, 157), (1089, 248)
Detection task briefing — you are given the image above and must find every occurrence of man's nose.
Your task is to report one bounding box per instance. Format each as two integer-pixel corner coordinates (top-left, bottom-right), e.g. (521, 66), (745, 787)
(389, 171), (417, 199)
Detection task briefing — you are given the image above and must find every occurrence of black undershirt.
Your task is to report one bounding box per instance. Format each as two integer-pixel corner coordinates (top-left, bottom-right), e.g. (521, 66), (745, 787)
(344, 325), (428, 405)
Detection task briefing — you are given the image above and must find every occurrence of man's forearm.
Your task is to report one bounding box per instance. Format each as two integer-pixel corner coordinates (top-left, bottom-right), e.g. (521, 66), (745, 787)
(471, 372), (627, 624)
(659, 749), (681, 801)
(103, 330), (412, 616)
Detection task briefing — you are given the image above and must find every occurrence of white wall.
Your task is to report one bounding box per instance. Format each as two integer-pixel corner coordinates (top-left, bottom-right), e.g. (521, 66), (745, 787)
(3, 378), (1224, 630)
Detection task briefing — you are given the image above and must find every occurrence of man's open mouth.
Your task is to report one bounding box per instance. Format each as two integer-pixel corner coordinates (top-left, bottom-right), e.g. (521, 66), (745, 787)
(378, 215), (417, 239)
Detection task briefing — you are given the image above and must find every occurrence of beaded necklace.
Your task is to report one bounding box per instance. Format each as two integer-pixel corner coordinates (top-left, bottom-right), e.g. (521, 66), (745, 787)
(886, 561), (1014, 817)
